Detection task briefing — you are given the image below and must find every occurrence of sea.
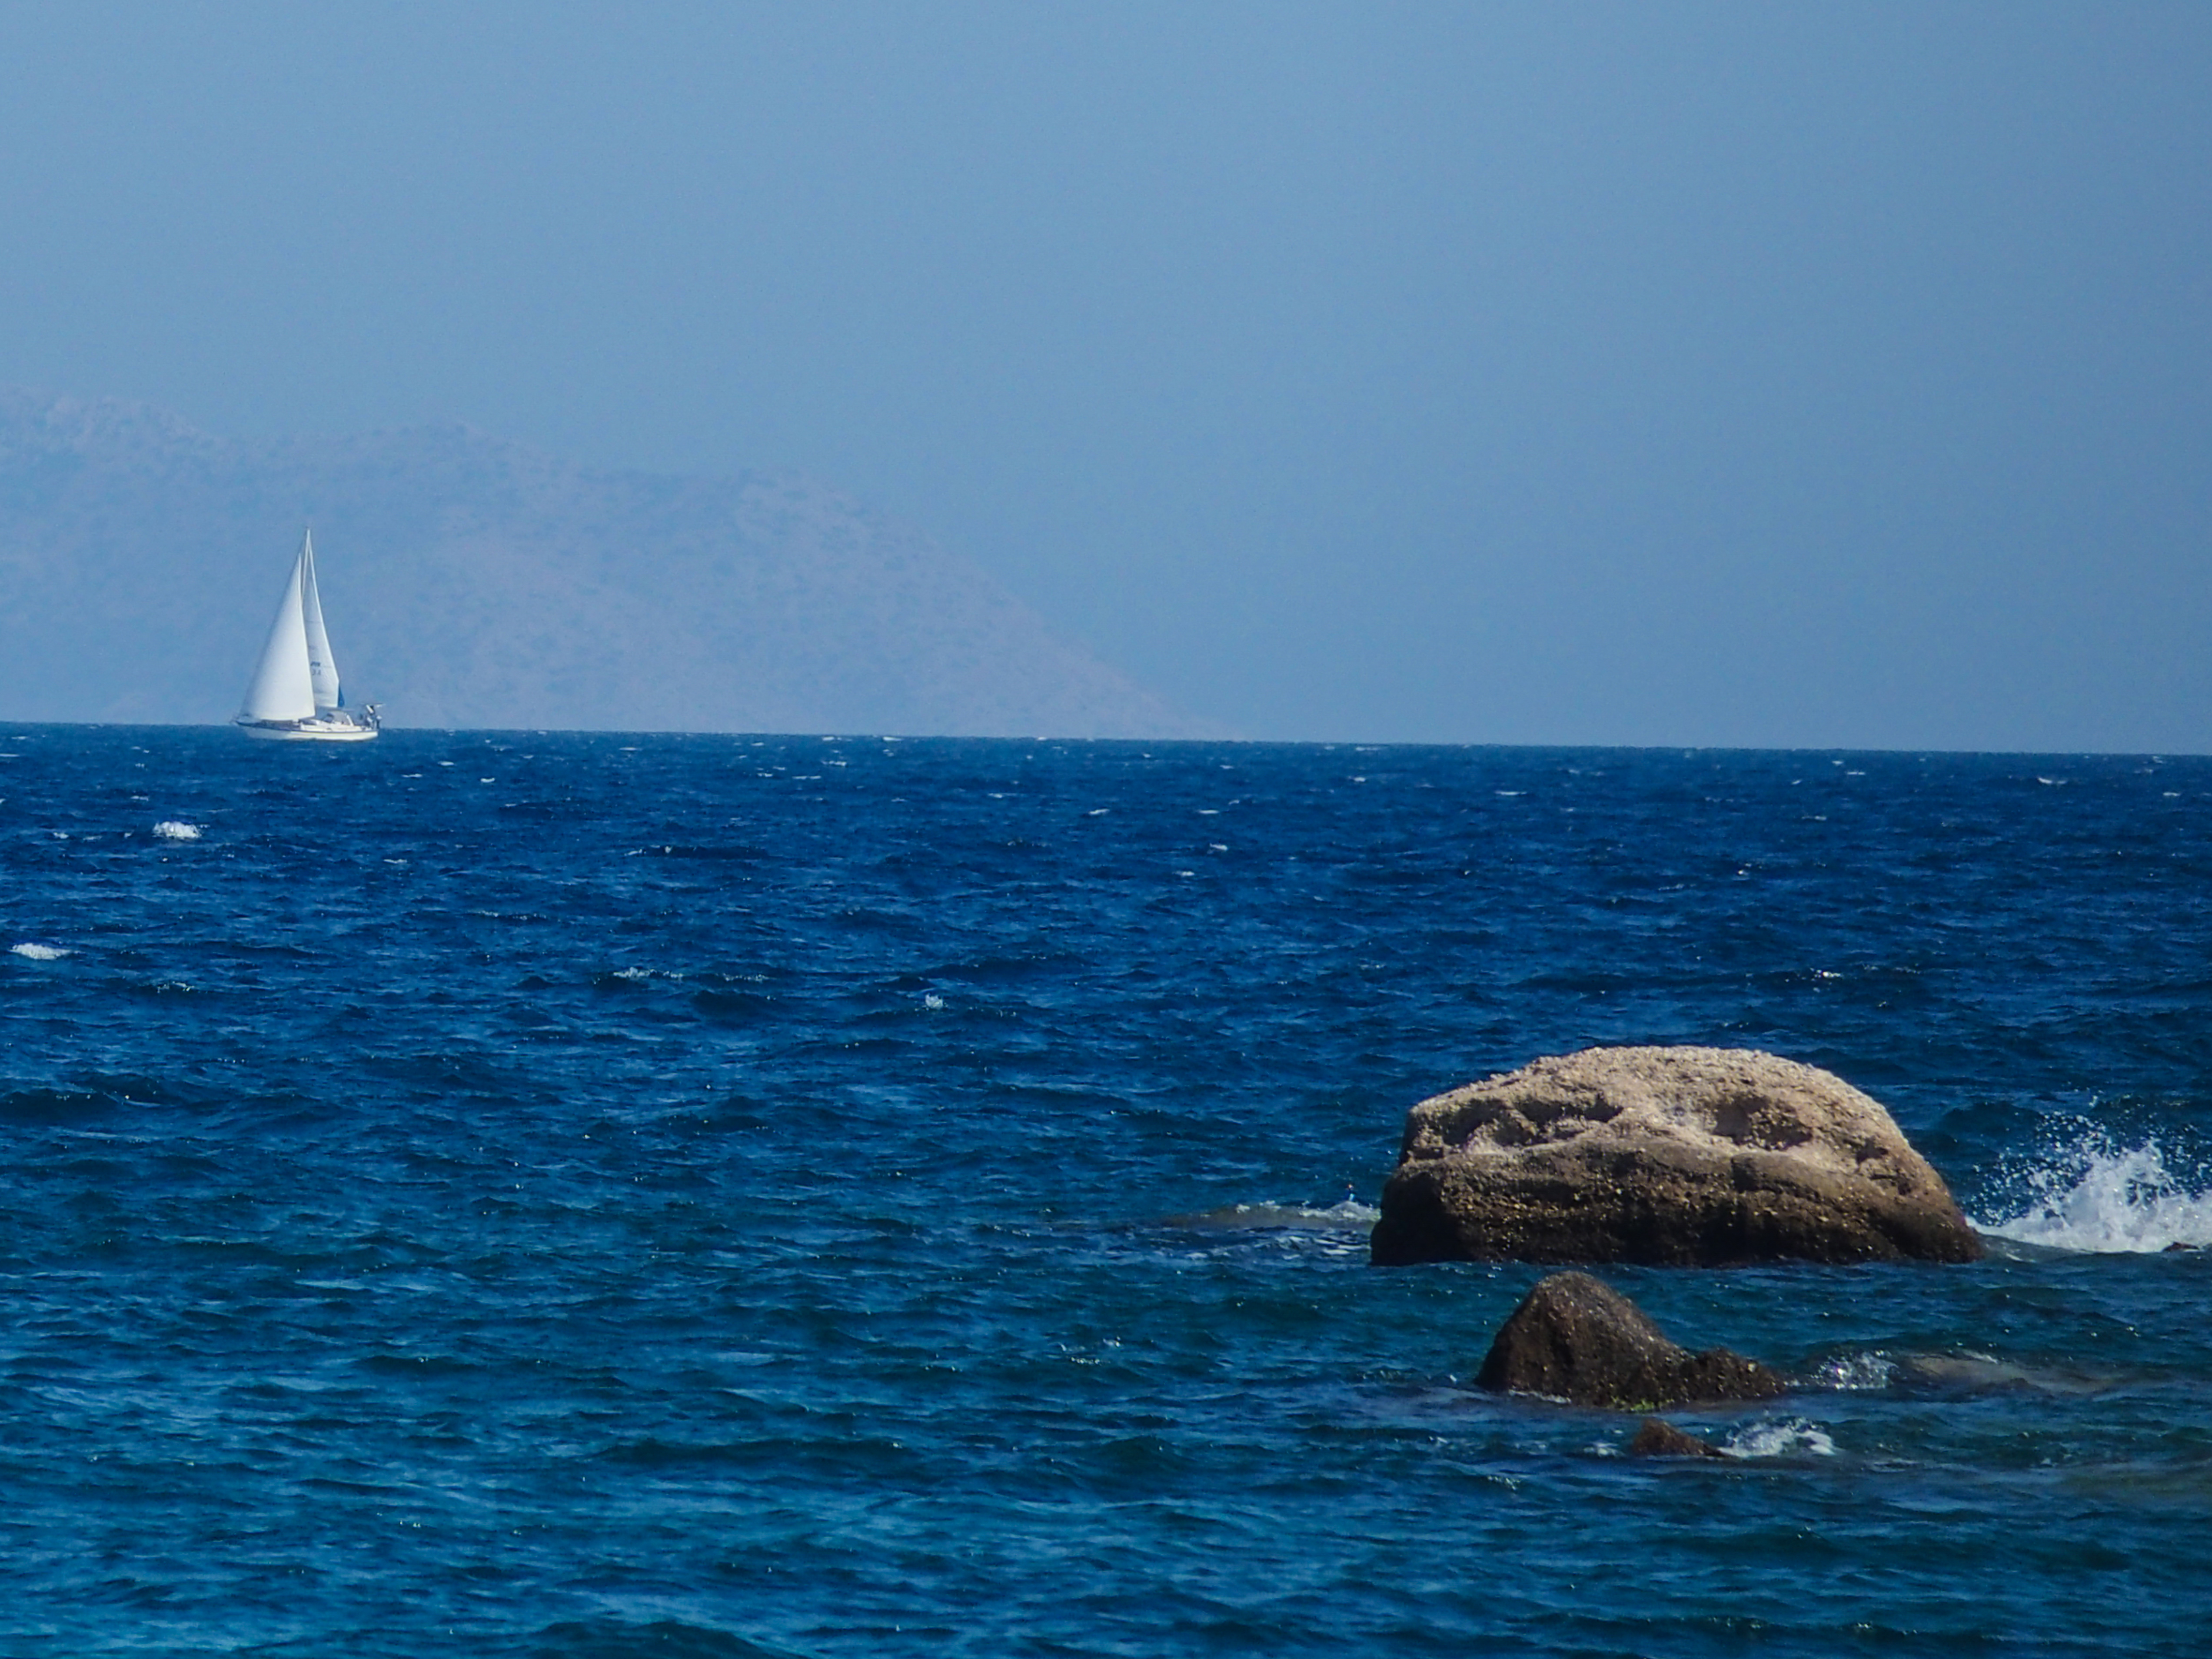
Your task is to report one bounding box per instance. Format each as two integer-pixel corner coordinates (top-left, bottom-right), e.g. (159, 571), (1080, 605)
(2, 728), (2209, 1657)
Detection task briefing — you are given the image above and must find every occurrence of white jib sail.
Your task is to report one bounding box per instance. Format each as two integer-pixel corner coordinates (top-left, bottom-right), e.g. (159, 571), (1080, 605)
(239, 540), (316, 722)
(298, 531), (343, 712)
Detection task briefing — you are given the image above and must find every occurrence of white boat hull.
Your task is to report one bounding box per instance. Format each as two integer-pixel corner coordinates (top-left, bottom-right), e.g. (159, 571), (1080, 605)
(236, 717), (379, 742)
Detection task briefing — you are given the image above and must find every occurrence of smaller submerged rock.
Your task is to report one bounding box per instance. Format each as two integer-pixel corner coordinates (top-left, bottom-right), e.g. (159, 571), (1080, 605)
(1627, 1417), (1726, 1459)
(1476, 1270), (1786, 1410)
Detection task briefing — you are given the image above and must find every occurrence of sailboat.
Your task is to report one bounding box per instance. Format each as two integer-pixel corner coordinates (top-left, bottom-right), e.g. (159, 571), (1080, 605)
(235, 531), (381, 741)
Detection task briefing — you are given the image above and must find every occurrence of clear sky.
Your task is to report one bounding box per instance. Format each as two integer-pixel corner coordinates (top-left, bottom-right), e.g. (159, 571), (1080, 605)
(2, 2), (2206, 748)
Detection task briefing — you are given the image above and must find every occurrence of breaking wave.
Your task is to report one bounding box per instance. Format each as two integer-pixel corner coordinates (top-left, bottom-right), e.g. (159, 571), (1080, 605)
(9, 943), (69, 961)
(1808, 1351), (1898, 1392)
(153, 820), (203, 840)
(1975, 1130), (2212, 1253)
(1169, 1197), (1381, 1232)
(1720, 1417), (1837, 1458)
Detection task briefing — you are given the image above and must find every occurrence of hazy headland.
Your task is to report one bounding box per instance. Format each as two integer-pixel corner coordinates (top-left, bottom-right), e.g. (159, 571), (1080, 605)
(0, 389), (1201, 738)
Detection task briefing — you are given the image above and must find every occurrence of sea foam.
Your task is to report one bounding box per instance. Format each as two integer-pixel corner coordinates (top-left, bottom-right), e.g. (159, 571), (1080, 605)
(1721, 1417), (1837, 1459)
(1975, 1133), (2212, 1253)
(153, 821), (203, 840)
(9, 943), (69, 961)
(1809, 1351), (1899, 1392)
(1170, 1197), (1382, 1232)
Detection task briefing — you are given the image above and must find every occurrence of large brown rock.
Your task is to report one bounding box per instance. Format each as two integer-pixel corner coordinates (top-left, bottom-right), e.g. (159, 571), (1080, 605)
(1476, 1271), (1786, 1410)
(1371, 1046), (1983, 1267)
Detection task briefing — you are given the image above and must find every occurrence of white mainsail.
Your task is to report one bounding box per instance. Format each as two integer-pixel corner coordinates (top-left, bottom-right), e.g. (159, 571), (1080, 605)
(298, 531), (343, 712)
(238, 538), (317, 723)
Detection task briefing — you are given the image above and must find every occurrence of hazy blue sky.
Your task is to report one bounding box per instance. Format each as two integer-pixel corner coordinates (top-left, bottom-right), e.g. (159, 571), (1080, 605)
(3, 3), (2207, 748)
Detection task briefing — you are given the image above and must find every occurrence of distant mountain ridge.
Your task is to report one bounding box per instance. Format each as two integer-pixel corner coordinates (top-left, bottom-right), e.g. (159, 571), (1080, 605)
(0, 389), (1204, 736)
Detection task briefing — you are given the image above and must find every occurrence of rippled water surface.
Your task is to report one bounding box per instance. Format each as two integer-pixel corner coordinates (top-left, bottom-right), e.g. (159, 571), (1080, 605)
(3, 730), (2210, 1656)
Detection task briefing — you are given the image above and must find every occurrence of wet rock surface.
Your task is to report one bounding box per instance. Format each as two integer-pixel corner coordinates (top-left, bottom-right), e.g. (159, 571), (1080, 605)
(1628, 1417), (1727, 1459)
(1372, 1045), (1984, 1266)
(1476, 1271), (1787, 1410)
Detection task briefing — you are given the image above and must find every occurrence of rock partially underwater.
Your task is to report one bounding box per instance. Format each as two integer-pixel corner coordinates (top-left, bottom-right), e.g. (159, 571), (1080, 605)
(1627, 1417), (1727, 1458)
(1371, 1045), (1983, 1267)
(1476, 1270), (1786, 1410)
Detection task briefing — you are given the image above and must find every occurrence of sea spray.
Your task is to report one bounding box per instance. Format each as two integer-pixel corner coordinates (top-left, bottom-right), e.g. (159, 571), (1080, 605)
(1976, 1127), (2212, 1253)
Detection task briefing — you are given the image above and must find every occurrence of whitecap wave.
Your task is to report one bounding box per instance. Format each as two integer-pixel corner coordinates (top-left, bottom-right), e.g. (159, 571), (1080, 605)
(600, 965), (684, 983)
(1975, 1133), (2212, 1253)
(1808, 1351), (1897, 1392)
(1720, 1417), (1836, 1458)
(1279, 1196), (1383, 1227)
(152, 821), (202, 841)
(1170, 1197), (1381, 1231)
(9, 943), (69, 961)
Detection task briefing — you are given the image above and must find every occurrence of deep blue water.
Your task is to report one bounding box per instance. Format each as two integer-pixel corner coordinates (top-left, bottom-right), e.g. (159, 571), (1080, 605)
(3, 729), (2211, 1657)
